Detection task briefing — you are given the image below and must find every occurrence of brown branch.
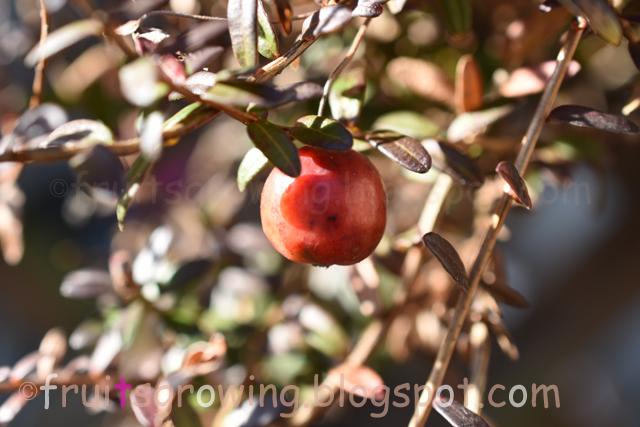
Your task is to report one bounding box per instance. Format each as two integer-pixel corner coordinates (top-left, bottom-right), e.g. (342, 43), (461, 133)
(29, 0), (50, 109)
(318, 18), (371, 116)
(407, 17), (586, 427)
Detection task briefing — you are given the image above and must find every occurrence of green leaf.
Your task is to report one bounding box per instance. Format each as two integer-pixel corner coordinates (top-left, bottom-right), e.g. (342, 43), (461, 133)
(367, 130), (432, 173)
(438, 0), (472, 38)
(228, 0), (258, 67)
(560, 0), (622, 46)
(372, 111), (439, 139)
(117, 154), (154, 231)
(258, 0), (279, 60)
(203, 81), (285, 108)
(246, 120), (301, 177)
(24, 19), (103, 67)
(329, 69), (366, 127)
(289, 115), (353, 150)
(238, 147), (270, 192)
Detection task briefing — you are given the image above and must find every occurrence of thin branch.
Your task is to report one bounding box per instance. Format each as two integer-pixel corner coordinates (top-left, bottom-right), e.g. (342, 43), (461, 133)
(318, 18), (371, 117)
(29, 0), (50, 109)
(407, 17), (586, 427)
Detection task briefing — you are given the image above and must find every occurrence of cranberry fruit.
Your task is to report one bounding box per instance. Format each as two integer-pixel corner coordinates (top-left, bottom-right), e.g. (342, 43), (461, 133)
(260, 147), (387, 266)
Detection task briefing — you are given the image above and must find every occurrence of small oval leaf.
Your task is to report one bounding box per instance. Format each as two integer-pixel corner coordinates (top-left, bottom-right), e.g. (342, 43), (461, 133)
(367, 130), (431, 173)
(548, 105), (640, 134)
(60, 269), (113, 299)
(246, 120), (301, 177)
(289, 115), (353, 150)
(24, 19), (103, 67)
(258, 0), (279, 59)
(302, 5), (353, 39)
(422, 232), (469, 291)
(352, 0), (384, 18)
(455, 55), (484, 113)
(387, 57), (455, 107)
(496, 161), (532, 209)
(433, 396), (490, 427)
(327, 363), (386, 400)
(561, 0), (622, 46)
(447, 104), (514, 142)
(43, 120), (114, 148)
(238, 147), (270, 192)
(425, 139), (485, 185)
(228, 0), (259, 67)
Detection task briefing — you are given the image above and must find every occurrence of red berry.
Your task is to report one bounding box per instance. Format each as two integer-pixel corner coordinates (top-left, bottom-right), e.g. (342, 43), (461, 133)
(260, 147), (387, 266)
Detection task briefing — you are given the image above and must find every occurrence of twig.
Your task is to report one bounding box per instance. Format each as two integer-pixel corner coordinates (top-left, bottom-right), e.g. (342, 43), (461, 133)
(317, 18), (371, 117)
(29, 0), (50, 109)
(407, 18), (586, 427)
(290, 172), (453, 427)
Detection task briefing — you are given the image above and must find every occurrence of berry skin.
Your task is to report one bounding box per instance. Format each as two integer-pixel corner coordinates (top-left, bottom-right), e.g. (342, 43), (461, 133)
(260, 146), (387, 266)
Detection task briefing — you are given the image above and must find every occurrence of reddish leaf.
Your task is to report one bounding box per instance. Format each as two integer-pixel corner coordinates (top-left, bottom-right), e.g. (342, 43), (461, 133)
(496, 161), (532, 209)
(548, 105), (640, 135)
(433, 396), (490, 427)
(455, 55), (484, 113)
(327, 363), (386, 400)
(422, 232), (468, 291)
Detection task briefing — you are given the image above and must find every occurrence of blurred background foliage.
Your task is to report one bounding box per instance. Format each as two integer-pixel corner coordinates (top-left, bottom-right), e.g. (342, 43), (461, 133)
(1, 0), (640, 426)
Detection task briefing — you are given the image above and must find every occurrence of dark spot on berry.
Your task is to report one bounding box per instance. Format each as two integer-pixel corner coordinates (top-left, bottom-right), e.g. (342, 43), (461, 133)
(327, 215), (337, 221)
